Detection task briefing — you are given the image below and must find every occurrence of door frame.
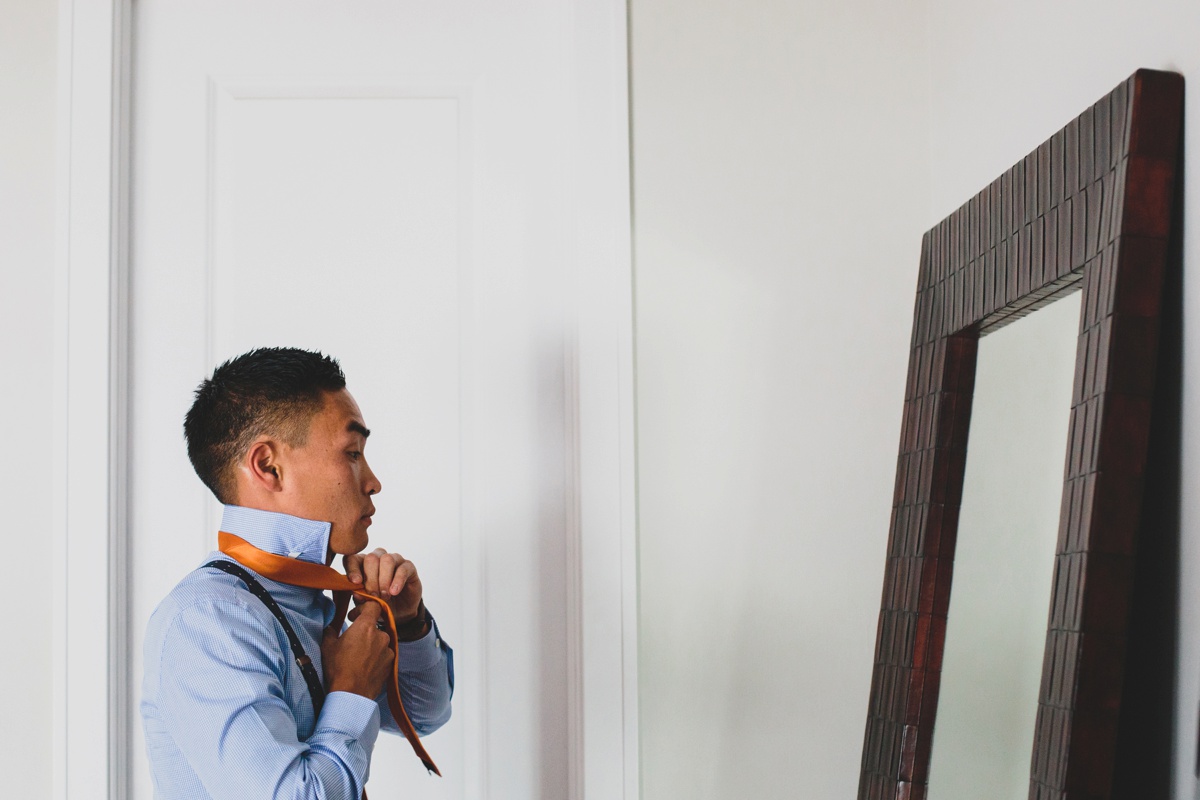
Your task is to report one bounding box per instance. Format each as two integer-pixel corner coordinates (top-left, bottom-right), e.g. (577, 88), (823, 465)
(53, 2), (639, 798)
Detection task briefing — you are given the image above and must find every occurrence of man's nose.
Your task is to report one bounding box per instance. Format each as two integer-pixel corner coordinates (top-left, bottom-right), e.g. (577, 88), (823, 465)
(364, 459), (382, 496)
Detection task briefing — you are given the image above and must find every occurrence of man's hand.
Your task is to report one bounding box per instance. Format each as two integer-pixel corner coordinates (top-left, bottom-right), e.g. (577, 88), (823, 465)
(344, 548), (424, 623)
(321, 603), (393, 699)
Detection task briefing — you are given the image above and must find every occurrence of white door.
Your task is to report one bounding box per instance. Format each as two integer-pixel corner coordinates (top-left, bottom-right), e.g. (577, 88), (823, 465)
(124, 2), (632, 798)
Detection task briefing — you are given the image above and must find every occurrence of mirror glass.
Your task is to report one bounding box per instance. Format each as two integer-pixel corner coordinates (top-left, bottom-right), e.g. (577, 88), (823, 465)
(926, 289), (1082, 800)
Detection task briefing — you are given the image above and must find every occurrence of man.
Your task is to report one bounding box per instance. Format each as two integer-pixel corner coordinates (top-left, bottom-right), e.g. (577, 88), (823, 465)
(141, 347), (453, 798)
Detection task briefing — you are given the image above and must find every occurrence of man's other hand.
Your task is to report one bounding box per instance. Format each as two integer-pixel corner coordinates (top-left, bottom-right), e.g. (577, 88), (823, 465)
(343, 548), (423, 623)
(321, 603), (393, 699)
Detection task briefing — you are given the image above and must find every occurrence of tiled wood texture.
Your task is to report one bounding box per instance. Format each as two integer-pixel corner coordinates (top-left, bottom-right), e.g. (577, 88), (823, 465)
(858, 70), (1183, 800)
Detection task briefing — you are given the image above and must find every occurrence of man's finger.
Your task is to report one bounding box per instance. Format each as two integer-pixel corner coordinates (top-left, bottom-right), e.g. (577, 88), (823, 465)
(389, 561), (416, 596)
(374, 552), (399, 593)
(361, 551), (379, 593)
(352, 601), (383, 625)
(362, 548), (390, 594)
(323, 625), (339, 642)
(343, 554), (364, 585)
(371, 552), (409, 596)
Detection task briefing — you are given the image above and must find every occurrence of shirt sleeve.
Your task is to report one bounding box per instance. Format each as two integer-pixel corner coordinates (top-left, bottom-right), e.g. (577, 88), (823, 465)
(154, 599), (381, 799)
(380, 610), (454, 737)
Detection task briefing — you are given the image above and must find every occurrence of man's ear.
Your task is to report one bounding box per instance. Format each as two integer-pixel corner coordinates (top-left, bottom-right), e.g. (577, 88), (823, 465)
(244, 439), (285, 493)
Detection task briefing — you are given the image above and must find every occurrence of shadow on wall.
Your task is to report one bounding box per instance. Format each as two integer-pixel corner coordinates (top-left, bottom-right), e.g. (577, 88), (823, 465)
(1110, 122), (1185, 800)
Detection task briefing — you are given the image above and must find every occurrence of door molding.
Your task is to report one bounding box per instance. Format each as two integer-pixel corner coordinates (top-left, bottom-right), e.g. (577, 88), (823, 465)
(53, 2), (132, 799)
(53, 2), (638, 798)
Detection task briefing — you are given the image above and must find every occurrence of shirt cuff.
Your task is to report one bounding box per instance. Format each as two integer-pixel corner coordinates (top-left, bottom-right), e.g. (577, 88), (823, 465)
(395, 614), (445, 674)
(318, 690), (383, 750)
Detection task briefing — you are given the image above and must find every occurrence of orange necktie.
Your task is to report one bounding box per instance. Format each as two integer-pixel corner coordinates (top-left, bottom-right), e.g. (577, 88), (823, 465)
(218, 531), (441, 777)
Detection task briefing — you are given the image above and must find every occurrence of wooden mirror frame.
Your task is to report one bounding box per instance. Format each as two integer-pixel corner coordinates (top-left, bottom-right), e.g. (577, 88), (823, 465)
(858, 69), (1183, 800)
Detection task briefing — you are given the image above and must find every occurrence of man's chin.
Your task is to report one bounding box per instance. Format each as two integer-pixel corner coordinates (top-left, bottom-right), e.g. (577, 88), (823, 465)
(325, 527), (370, 561)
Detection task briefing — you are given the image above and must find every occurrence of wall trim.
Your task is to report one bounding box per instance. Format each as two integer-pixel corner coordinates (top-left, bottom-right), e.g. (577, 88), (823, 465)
(55, 3), (638, 798)
(568, 2), (641, 798)
(53, 1), (132, 798)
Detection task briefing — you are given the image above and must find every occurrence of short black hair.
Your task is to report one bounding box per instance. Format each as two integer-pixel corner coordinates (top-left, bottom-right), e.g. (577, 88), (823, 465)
(184, 347), (347, 503)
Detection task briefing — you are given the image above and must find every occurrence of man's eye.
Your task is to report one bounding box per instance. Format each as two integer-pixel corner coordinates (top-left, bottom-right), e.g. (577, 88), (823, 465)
(347, 451), (362, 460)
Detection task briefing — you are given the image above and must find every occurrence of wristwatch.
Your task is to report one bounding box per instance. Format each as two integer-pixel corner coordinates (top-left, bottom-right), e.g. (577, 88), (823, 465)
(394, 600), (430, 642)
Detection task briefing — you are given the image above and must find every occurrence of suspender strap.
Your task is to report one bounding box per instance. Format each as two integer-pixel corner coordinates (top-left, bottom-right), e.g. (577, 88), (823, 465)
(203, 559), (328, 719)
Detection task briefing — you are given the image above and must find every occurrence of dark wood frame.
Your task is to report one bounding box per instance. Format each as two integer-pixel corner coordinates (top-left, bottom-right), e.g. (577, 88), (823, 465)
(858, 69), (1183, 800)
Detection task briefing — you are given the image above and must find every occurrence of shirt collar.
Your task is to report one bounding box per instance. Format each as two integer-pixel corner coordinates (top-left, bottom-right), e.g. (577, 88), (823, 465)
(219, 505), (331, 565)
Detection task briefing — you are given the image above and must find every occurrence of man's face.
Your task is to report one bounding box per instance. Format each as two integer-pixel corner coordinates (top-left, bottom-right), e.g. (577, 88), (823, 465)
(277, 388), (381, 558)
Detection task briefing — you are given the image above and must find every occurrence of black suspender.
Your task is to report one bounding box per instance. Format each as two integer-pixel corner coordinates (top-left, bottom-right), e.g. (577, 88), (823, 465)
(203, 559), (328, 718)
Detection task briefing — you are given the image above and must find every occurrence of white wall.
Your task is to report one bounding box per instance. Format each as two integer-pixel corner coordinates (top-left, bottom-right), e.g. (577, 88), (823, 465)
(0, 0), (57, 797)
(634, 1), (1200, 799)
(630, 2), (931, 797)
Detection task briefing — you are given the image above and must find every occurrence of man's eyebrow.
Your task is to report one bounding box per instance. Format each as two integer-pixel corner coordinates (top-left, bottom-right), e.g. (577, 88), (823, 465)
(347, 421), (371, 439)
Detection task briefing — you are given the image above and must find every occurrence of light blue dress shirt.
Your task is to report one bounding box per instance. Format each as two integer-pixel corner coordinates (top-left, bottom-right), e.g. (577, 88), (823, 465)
(141, 505), (453, 799)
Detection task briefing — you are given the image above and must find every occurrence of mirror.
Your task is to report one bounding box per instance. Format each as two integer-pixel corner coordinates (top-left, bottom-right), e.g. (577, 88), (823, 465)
(858, 69), (1182, 800)
(927, 291), (1080, 799)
